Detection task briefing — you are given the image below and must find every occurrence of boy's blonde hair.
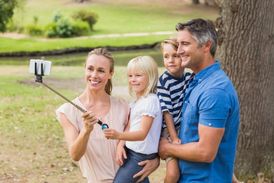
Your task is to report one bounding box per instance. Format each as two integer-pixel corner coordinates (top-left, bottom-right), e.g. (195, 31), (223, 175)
(127, 56), (158, 97)
(160, 38), (178, 52)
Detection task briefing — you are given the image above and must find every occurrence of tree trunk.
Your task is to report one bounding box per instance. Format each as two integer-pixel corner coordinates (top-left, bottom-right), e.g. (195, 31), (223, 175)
(217, 0), (274, 178)
(192, 0), (200, 5)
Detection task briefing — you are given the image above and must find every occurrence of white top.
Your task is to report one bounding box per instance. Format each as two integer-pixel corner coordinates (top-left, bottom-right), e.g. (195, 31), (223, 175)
(126, 93), (162, 154)
(56, 97), (129, 183)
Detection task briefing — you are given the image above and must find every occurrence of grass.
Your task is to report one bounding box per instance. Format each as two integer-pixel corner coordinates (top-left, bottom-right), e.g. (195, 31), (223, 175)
(0, 49), (165, 68)
(13, 0), (218, 34)
(0, 35), (168, 53)
(0, 0), (218, 53)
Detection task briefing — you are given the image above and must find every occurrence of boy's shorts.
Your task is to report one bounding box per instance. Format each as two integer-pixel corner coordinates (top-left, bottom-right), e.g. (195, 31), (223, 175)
(161, 124), (180, 140)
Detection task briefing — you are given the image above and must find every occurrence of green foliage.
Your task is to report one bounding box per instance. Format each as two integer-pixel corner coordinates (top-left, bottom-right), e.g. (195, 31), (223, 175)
(45, 13), (90, 38)
(72, 10), (98, 30)
(46, 13), (74, 38)
(25, 24), (44, 36)
(25, 16), (44, 36)
(71, 20), (90, 36)
(6, 20), (24, 33)
(0, 0), (17, 32)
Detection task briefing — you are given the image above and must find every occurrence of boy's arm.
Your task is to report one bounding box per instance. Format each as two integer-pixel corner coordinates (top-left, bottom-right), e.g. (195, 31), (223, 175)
(163, 111), (180, 143)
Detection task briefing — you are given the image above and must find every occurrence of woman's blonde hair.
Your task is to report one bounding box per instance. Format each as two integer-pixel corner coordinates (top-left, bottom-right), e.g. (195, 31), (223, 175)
(127, 56), (158, 97)
(160, 38), (178, 52)
(87, 48), (114, 95)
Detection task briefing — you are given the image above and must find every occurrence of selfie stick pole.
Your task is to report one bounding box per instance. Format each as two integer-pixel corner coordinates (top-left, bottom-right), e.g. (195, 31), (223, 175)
(34, 62), (108, 129)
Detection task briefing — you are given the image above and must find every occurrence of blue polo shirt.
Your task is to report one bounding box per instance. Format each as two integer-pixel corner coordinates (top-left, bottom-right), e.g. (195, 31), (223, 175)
(179, 61), (240, 183)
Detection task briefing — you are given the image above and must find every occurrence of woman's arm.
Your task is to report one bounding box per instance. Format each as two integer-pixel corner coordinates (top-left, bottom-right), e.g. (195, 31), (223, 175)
(104, 115), (154, 141)
(59, 111), (97, 161)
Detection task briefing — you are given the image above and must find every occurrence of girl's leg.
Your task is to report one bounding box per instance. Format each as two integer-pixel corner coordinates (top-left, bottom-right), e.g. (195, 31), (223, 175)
(164, 158), (180, 183)
(114, 148), (156, 183)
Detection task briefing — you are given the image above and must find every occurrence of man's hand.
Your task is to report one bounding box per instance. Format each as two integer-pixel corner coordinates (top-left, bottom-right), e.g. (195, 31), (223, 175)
(159, 138), (171, 160)
(171, 137), (181, 144)
(133, 157), (160, 183)
(103, 129), (121, 139)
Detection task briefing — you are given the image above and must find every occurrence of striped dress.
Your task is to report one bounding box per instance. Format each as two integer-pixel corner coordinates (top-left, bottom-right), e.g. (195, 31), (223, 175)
(157, 71), (192, 128)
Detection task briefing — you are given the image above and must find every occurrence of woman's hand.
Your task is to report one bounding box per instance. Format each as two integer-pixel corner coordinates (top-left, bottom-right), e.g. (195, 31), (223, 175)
(116, 141), (127, 166)
(82, 111), (98, 133)
(103, 128), (121, 139)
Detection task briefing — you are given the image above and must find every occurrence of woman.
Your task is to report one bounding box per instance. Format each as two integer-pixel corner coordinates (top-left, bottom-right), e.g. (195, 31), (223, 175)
(56, 48), (159, 183)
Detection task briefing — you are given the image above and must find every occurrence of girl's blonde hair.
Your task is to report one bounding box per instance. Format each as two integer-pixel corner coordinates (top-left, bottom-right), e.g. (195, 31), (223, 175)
(87, 48), (114, 95)
(127, 56), (158, 97)
(160, 38), (178, 52)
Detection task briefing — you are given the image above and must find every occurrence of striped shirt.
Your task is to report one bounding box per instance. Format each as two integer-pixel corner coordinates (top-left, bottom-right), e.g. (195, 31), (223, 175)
(157, 71), (192, 128)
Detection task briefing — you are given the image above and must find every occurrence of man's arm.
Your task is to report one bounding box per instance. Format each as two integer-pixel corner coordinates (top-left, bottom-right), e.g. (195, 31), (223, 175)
(159, 124), (224, 162)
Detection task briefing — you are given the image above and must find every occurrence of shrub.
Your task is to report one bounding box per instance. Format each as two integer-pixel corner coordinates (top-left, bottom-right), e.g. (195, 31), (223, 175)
(25, 24), (44, 36)
(6, 20), (24, 33)
(72, 10), (98, 30)
(45, 17), (73, 38)
(71, 20), (90, 36)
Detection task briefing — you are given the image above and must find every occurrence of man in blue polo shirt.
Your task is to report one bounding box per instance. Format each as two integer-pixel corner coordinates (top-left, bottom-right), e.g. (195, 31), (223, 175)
(159, 18), (240, 183)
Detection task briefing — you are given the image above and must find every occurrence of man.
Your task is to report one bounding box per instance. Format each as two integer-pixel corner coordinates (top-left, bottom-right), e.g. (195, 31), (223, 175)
(159, 18), (240, 183)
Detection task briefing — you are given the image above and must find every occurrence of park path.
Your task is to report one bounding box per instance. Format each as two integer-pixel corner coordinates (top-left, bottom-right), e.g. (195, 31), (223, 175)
(0, 31), (174, 40)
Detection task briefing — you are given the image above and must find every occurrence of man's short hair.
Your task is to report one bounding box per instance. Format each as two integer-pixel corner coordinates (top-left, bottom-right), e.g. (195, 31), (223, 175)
(176, 18), (217, 56)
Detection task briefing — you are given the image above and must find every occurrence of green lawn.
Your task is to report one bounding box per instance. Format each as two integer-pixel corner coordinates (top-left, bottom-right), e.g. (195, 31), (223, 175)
(0, 35), (168, 53)
(0, 0), (218, 53)
(13, 0), (218, 34)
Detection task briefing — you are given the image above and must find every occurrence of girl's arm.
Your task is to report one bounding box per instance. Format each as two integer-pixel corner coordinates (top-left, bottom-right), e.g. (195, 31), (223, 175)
(104, 115), (154, 141)
(59, 111), (97, 161)
(116, 117), (130, 165)
(163, 111), (181, 143)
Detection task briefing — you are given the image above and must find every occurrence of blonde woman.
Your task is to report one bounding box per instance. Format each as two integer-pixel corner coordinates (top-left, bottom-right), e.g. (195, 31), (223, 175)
(56, 49), (159, 183)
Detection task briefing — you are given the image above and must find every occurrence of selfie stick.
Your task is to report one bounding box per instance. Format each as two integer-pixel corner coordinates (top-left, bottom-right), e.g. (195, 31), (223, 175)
(34, 62), (109, 129)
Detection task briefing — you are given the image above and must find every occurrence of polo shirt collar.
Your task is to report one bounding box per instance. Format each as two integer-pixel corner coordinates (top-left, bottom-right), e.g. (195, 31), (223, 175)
(193, 60), (221, 83)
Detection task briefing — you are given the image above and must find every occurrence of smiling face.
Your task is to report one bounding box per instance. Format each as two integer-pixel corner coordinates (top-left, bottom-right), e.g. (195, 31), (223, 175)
(127, 68), (148, 98)
(85, 54), (113, 93)
(177, 30), (206, 73)
(162, 43), (184, 78)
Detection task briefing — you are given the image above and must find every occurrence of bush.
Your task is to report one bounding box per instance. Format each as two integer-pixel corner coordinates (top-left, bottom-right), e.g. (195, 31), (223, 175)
(46, 18), (73, 38)
(6, 20), (24, 33)
(25, 24), (44, 36)
(45, 12), (92, 38)
(71, 20), (90, 36)
(72, 10), (98, 30)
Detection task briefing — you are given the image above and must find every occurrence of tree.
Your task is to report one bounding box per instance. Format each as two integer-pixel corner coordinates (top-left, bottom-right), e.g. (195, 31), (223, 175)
(216, 0), (274, 179)
(0, 0), (17, 32)
(192, 0), (200, 5)
(74, 0), (89, 3)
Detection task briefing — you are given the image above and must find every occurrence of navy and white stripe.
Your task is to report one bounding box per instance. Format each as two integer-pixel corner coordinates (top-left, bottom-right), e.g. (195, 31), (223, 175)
(157, 71), (192, 128)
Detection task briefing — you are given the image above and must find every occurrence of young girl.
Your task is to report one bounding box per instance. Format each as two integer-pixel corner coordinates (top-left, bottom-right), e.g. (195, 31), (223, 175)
(104, 56), (162, 183)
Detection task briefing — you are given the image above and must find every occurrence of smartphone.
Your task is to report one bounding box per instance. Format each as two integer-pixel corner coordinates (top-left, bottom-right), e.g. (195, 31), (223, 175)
(29, 59), (52, 75)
